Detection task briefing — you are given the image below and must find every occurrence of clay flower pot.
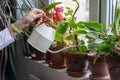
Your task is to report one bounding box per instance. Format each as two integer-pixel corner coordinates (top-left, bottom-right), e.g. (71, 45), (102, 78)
(31, 48), (46, 61)
(65, 52), (89, 78)
(104, 45), (120, 80)
(114, 45), (120, 55)
(49, 52), (66, 69)
(87, 54), (110, 80)
(48, 42), (66, 69)
(105, 55), (120, 80)
(45, 51), (52, 64)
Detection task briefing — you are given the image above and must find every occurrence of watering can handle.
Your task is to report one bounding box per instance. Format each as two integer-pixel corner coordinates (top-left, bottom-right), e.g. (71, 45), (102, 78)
(47, 45), (78, 54)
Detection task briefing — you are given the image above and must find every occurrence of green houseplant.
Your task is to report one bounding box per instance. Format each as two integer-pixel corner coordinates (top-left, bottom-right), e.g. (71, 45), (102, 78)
(55, 0), (91, 77)
(44, 2), (67, 69)
(86, 0), (120, 80)
(55, 0), (114, 78)
(82, 21), (111, 80)
(103, 1), (120, 80)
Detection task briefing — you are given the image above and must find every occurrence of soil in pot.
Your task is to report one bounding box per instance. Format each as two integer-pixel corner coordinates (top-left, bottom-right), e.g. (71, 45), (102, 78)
(65, 52), (89, 78)
(87, 53), (110, 80)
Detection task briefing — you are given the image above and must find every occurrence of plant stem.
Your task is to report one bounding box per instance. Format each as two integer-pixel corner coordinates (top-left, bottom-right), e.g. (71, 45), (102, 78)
(72, 0), (80, 21)
(72, 0), (80, 51)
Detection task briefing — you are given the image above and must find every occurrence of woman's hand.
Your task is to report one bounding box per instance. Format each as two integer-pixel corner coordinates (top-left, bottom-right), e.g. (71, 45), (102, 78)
(14, 8), (45, 30)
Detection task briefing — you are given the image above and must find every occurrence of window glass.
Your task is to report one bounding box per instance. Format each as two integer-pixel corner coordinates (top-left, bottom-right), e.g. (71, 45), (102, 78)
(111, 0), (120, 23)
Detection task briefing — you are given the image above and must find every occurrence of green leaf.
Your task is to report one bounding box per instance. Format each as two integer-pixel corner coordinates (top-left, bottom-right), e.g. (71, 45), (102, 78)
(80, 45), (87, 53)
(96, 44), (110, 53)
(80, 40), (85, 44)
(73, 29), (87, 34)
(44, 2), (62, 11)
(94, 39), (104, 45)
(66, 35), (74, 40)
(56, 21), (68, 34)
(68, 21), (76, 28)
(86, 32), (99, 39)
(84, 22), (104, 33)
(54, 31), (62, 41)
(64, 7), (73, 16)
(88, 42), (98, 49)
(29, 23), (34, 32)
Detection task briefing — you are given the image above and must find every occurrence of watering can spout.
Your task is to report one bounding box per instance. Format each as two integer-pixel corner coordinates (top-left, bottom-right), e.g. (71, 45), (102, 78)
(47, 45), (78, 54)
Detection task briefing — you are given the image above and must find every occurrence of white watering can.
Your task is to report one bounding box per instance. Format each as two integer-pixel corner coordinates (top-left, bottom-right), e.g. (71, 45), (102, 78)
(27, 23), (77, 54)
(27, 23), (55, 53)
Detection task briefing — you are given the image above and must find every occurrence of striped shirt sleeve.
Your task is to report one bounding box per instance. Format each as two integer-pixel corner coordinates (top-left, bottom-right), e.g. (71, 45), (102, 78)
(0, 28), (15, 51)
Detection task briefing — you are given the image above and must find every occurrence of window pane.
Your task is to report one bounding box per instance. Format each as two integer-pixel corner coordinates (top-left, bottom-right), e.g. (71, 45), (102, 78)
(111, 0), (116, 23)
(53, 0), (89, 21)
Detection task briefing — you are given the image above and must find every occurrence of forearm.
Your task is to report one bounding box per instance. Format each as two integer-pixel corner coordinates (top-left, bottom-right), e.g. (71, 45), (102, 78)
(7, 18), (28, 38)
(0, 18), (27, 51)
(14, 17), (29, 30)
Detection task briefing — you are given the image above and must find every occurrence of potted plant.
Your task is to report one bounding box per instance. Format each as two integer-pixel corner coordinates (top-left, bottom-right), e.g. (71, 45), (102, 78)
(86, 0), (120, 80)
(104, 0), (120, 80)
(80, 21), (110, 80)
(44, 3), (67, 69)
(55, 0), (90, 77)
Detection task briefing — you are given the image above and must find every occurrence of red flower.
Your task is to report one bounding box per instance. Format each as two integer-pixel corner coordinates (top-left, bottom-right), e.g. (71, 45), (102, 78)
(53, 6), (64, 22)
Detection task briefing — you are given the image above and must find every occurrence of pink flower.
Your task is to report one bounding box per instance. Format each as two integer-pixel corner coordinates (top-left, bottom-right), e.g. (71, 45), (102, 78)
(54, 6), (64, 13)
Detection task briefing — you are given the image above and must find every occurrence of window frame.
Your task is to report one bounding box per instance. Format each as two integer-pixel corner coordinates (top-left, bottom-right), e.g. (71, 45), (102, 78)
(89, 0), (114, 29)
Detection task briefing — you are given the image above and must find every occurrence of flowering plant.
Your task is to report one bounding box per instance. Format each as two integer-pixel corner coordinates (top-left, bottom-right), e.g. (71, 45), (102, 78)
(55, 0), (89, 53)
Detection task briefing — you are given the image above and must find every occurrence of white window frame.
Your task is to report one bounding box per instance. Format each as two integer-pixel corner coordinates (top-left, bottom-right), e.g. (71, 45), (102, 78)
(89, 0), (114, 30)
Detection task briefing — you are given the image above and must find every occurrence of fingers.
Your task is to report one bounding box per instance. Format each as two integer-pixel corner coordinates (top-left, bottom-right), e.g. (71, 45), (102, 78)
(35, 13), (44, 19)
(31, 8), (45, 21)
(33, 18), (43, 26)
(31, 8), (44, 14)
(22, 8), (45, 27)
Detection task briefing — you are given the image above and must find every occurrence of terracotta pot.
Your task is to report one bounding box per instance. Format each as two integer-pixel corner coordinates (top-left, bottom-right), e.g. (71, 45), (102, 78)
(105, 55), (120, 80)
(89, 75), (110, 80)
(45, 51), (52, 64)
(49, 52), (66, 69)
(31, 48), (46, 61)
(65, 52), (89, 77)
(48, 42), (66, 69)
(87, 54), (110, 80)
(114, 45), (120, 52)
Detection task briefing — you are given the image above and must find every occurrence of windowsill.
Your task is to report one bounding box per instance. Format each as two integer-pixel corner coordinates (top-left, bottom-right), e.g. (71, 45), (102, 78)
(15, 54), (90, 80)
(24, 56), (90, 80)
